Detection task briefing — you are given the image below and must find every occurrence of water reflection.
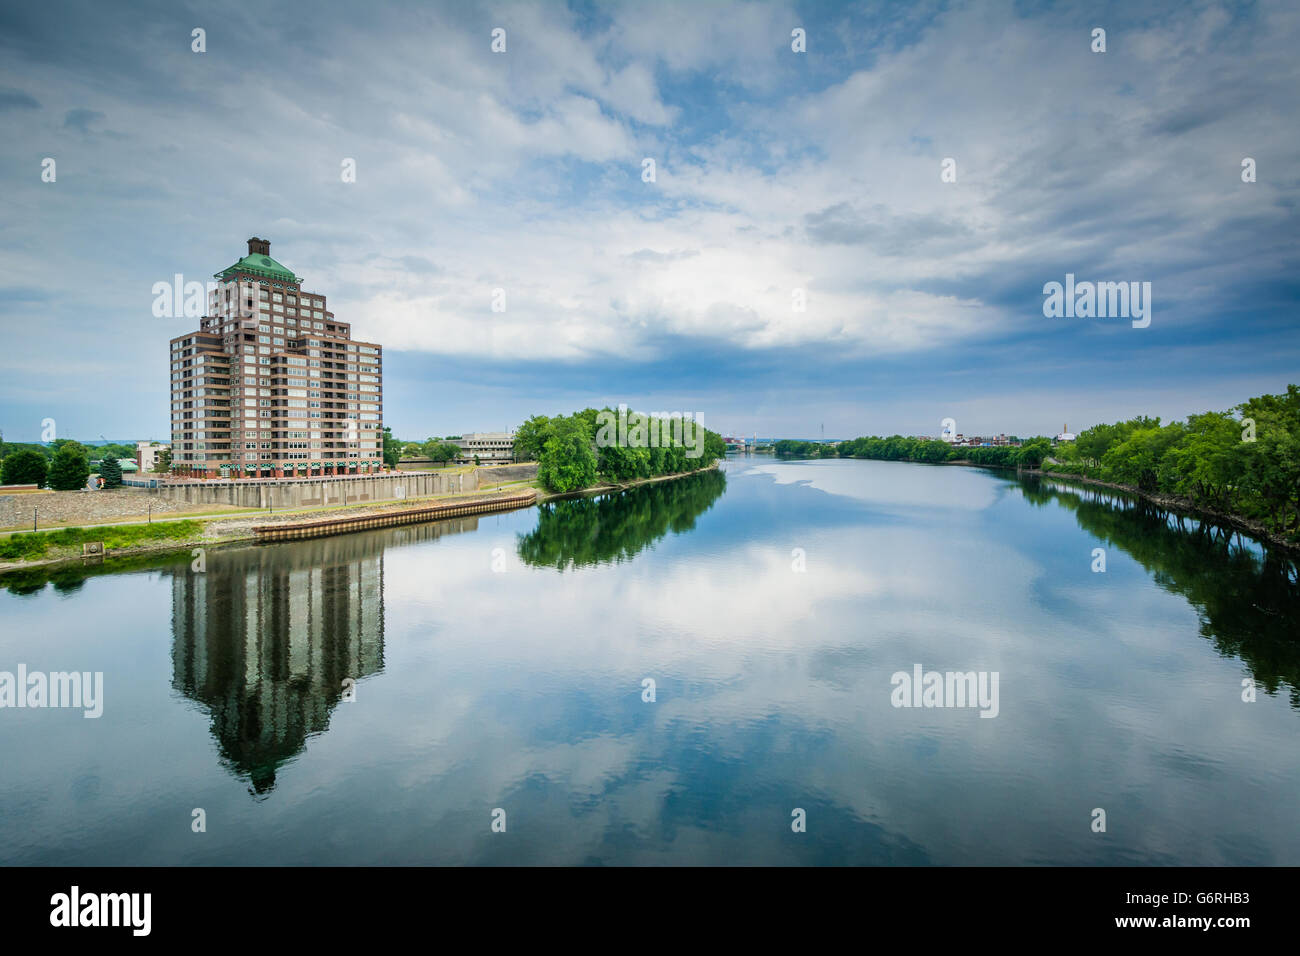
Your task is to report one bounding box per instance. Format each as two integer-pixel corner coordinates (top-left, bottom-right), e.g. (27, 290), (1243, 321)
(516, 469), (726, 570)
(168, 518), (477, 793)
(1021, 476), (1300, 706)
(3, 461), (1300, 863)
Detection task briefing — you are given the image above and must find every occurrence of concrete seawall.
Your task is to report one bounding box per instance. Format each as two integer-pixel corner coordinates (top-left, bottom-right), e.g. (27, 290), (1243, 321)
(253, 490), (538, 541)
(477, 462), (538, 484)
(155, 471), (478, 510)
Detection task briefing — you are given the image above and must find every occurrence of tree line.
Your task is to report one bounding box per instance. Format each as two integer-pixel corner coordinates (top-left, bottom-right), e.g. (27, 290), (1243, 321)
(774, 436), (1053, 468)
(1046, 385), (1300, 541)
(773, 384), (1300, 542)
(379, 428), (467, 468)
(515, 408), (728, 493)
(0, 439), (169, 490)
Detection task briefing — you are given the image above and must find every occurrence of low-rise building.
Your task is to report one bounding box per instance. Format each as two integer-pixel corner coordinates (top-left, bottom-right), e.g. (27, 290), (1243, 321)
(453, 432), (514, 462)
(137, 441), (169, 473)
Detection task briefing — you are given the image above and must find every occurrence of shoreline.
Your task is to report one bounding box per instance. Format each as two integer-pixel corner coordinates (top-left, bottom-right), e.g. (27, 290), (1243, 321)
(0, 461), (722, 578)
(943, 457), (1298, 557)
(0, 486), (532, 577)
(1022, 466), (1300, 557)
(779, 454), (1299, 558)
(535, 460), (721, 504)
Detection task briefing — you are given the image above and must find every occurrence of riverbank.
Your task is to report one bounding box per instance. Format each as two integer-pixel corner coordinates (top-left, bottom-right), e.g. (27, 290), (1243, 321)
(1022, 466), (1300, 557)
(535, 460), (722, 503)
(0, 462), (721, 576)
(795, 452), (1299, 557)
(0, 483), (537, 576)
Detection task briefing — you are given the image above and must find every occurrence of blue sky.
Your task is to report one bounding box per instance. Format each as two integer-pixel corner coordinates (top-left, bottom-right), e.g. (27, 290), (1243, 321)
(1, 0), (1296, 442)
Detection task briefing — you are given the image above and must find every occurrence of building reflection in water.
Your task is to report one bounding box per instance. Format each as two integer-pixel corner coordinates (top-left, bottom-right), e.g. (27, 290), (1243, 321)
(169, 518), (477, 794)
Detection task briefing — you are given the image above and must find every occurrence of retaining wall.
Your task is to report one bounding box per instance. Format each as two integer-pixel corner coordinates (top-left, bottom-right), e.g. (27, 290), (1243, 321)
(155, 471), (478, 509)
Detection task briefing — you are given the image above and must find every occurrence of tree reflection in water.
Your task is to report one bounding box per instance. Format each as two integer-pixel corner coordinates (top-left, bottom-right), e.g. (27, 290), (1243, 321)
(1021, 476), (1300, 707)
(515, 469), (727, 571)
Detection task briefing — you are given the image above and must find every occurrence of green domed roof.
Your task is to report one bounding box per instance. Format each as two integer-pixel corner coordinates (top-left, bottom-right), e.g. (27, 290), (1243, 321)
(216, 253), (300, 283)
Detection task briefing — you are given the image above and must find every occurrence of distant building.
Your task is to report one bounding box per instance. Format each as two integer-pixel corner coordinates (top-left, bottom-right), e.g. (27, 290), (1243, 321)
(1055, 424), (1076, 443)
(137, 441), (169, 473)
(945, 433), (1020, 448)
(453, 432), (515, 462)
(91, 458), (139, 475)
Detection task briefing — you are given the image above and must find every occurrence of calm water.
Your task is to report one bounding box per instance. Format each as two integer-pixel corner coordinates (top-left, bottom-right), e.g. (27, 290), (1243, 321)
(2, 458), (1298, 865)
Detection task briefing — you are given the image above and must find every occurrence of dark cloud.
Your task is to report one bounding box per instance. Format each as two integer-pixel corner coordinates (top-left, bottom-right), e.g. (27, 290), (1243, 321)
(0, 0), (1296, 441)
(804, 202), (970, 255)
(0, 87), (39, 110)
(62, 107), (104, 131)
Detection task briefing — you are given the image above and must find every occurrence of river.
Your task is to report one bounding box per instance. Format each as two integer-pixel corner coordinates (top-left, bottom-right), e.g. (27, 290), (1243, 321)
(1, 458), (1297, 864)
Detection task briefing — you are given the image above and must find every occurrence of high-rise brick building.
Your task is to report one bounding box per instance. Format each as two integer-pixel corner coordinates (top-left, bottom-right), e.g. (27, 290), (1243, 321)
(169, 238), (384, 479)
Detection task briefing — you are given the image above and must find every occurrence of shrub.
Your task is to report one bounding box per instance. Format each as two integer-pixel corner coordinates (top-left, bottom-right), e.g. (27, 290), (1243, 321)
(1, 450), (48, 487)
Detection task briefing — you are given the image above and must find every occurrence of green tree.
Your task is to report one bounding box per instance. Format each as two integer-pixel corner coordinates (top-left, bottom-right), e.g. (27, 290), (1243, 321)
(528, 407), (724, 492)
(422, 440), (461, 465)
(774, 439), (836, 458)
(1075, 419), (1159, 466)
(915, 439), (957, 463)
(598, 441), (650, 481)
(97, 455), (124, 488)
(1236, 386), (1300, 534)
(48, 446), (90, 491)
(49, 439), (89, 462)
(153, 448), (172, 473)
(1016, 437), (1053, 468)
(381, 427), (400, 469)
(93, 442), (135, 461)
(1, 449), (48, 487)
(537, 420), (597, 492)
(1158, 411), (1244, 510)
(1101, 423), (1185, 492)
(514, 415), (556, 461)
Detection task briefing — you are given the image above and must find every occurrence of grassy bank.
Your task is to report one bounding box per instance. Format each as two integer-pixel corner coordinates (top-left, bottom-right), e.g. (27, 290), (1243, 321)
(0, 520), (204, 561)
(0, 478), (547, 576)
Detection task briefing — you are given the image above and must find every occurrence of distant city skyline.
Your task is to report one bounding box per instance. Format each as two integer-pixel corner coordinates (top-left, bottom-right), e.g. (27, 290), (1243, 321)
(1, 0), (1296, 442)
